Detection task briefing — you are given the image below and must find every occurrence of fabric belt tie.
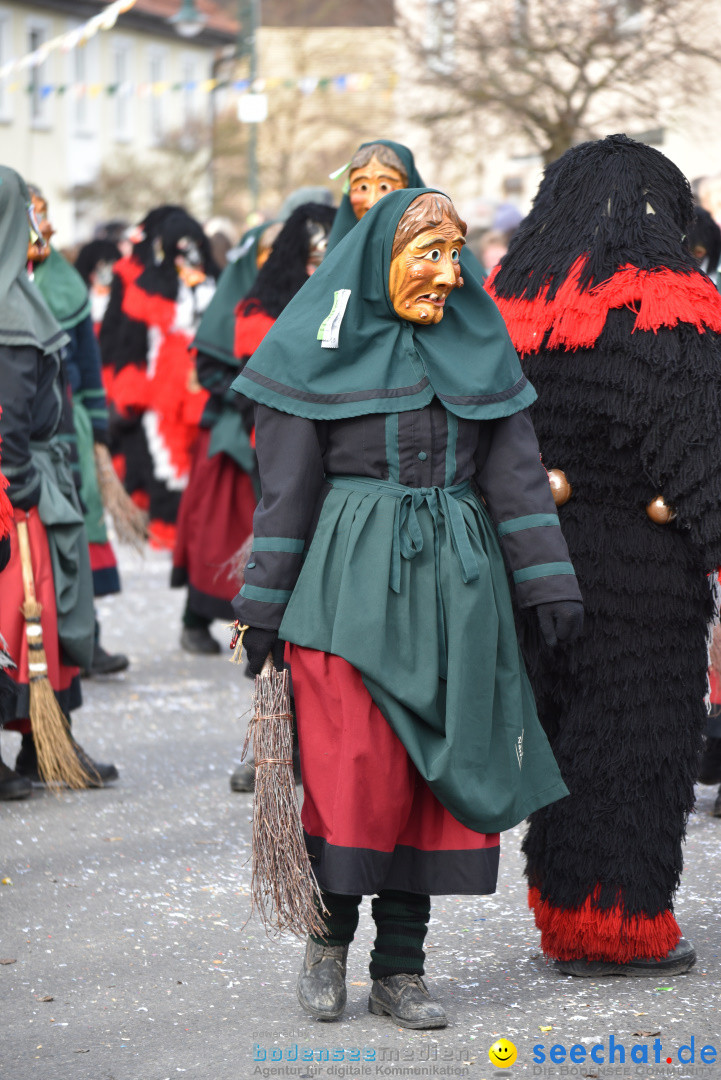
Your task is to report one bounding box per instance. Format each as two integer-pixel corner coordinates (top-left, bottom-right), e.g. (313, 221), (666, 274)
(327, 475), (478, 680)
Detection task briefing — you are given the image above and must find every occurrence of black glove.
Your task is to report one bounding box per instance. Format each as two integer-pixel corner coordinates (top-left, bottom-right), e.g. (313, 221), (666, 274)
(535, 601), (584, 648)
(243, 626), (285, 675)
(0, 534), (10, 574)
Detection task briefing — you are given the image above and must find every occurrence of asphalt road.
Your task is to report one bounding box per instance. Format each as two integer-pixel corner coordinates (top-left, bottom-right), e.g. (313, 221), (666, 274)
(1, 548), (720, 1080)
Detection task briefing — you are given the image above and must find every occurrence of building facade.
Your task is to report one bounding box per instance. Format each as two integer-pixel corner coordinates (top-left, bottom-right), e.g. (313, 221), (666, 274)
(0, 0), (235, 244)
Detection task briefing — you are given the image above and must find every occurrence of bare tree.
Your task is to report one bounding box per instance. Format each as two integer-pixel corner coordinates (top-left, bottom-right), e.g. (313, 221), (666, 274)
(403, 0), (721, 163)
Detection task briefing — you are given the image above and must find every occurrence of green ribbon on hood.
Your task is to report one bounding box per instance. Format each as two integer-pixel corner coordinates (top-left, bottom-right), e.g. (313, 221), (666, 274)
(33, 247), (92, 331)
(0, 166), (69, 355)
(326, 139), (425, 254)
(192, 222), (273, 366)
(231, 187), (535, 422)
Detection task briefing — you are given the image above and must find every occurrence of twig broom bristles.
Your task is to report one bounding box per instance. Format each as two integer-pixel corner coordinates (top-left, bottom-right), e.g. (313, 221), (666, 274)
(93, 444), (148, 552)
(15, 518), (94, 790)
(232, 628), (326, 938)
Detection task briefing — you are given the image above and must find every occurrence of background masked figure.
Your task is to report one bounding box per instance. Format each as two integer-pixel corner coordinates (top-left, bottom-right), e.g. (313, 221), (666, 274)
(28, 188), (128, 676)
(487, 133), (721, 976)
(231, 189), (582, 1028)
(172, 202), (335, 657)
(120, 210), (219, 549)
(325, 139), (420, 253)
(99, 205), (183, 515)
(0, 167), (117, 789)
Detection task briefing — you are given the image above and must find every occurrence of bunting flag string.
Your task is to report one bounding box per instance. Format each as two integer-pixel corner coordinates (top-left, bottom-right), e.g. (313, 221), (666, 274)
(0, 0), (139, 82)
(2, 72), (389, 99)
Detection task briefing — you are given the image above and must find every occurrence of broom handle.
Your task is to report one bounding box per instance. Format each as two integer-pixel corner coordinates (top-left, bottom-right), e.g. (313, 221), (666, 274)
(15, 518), (37, 606)
(260, 654), (275, 677)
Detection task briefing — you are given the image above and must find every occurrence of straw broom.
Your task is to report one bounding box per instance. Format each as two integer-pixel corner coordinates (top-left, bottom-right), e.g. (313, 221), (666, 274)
(93, 443), (148, 552)
(15, 518), (95, 790)
(231, 624), (326, 938)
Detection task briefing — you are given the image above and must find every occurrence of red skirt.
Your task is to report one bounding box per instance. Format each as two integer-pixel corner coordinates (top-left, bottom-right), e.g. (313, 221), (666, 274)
(1, 508), (81, 732)
(171, 427), (256, 620)
(288, 644), (500, 896)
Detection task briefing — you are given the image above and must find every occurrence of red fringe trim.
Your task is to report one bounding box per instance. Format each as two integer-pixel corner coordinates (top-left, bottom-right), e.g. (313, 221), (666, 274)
(122, 280), (177, 333)
(111, 363), (151, 415)
(487, 258), (721, 356)
(113, 255), (143, 289)
(149, 519), (177, 551)
(234, 302), (275, 359)
(528, 885), (681, 962)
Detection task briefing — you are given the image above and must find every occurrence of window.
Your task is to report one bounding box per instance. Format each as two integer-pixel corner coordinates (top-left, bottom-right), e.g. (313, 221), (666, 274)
(73, 42), (88, 133)
(181, 53), (199, 128)
(0, 10), (11, 121)
(27, 19), (52, 129)
(112, 38), (132, 141)
(425, 0), (456, 74)
(148, 47), (167, 144)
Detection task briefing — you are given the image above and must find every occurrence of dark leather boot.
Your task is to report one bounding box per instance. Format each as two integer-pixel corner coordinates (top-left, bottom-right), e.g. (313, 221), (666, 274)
(0, 759), (32, 800)
(15, 735), (118, 787)
(296, 938), (348, 1020)
(555, 937), (696, 977)
(180, 626), (221, 655)
(369, 973), (447, 1029)
(230, 757), (255, 792)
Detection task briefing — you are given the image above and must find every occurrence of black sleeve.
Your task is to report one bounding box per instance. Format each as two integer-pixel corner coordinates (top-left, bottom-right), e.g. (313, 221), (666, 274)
(475, 409), (582, 608)
(70, 316), (110, 444)
(196, 350), (255, 433)
(232, 405), (326, 632)
(0, 345), (42, 509)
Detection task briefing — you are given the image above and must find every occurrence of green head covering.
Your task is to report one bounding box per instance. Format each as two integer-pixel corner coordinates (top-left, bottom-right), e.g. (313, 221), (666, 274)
(0, 166), (68, 354)
(326, 139), (425, 254)
(33, 247), (92, 331)
(232, 187), (535, 421)
(192, 222), (272, 365)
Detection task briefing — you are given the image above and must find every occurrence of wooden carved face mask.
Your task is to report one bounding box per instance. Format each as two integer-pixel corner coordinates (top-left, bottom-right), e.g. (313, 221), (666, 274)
(388, 210), (464, 325)
(349, 156), (406, 221)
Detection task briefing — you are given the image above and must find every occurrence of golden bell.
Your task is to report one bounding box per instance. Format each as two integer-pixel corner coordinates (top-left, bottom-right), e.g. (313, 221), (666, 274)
(646, 495), (676, 525)
(547, 469), (572, 507)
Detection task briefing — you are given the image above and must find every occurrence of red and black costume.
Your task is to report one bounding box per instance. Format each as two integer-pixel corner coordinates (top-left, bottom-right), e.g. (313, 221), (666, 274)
(487, 134), (721, 970)
(117, 210), (218, 549)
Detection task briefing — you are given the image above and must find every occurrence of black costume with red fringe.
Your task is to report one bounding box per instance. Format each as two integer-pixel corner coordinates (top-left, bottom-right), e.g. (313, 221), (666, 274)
(98, 207), (183, 525)
(487, 134), (721, 963)
(118, 210), (218, 549)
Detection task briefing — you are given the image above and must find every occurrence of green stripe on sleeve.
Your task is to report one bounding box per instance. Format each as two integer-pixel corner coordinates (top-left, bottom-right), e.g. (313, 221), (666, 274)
(240, 584), (293, 603)
(513, 561), (576, 584)
(251, 537), (305, 553)
(497, 513), (559, 537)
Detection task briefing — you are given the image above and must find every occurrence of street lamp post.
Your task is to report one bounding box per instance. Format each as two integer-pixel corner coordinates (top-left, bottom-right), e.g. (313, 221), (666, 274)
(237, 0), (260, 214)
(169, 0), (261, 216)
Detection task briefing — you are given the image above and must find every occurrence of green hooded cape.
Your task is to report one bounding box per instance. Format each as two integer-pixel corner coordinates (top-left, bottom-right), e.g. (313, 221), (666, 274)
(232, 187), (535, 422)
(33, 248), (91, 331)
(0, 167), (69, 355)
(191, 222), (272, 366)
(325, 139), (425, 253)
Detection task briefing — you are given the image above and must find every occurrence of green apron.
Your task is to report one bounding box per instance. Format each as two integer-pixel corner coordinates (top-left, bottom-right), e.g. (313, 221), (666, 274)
(280, 475), (568, 834)
(73, 399), (108, 545)
(31, 439), (95, 671)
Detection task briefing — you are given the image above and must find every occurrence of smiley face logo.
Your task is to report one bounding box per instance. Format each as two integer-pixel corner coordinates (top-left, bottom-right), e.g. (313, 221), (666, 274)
(488, 1038), (518, 1068)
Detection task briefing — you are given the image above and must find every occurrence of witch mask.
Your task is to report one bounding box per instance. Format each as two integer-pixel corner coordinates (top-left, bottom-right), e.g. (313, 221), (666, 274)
(349, 154), (407, 221)
(388, 193), (465, 325)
